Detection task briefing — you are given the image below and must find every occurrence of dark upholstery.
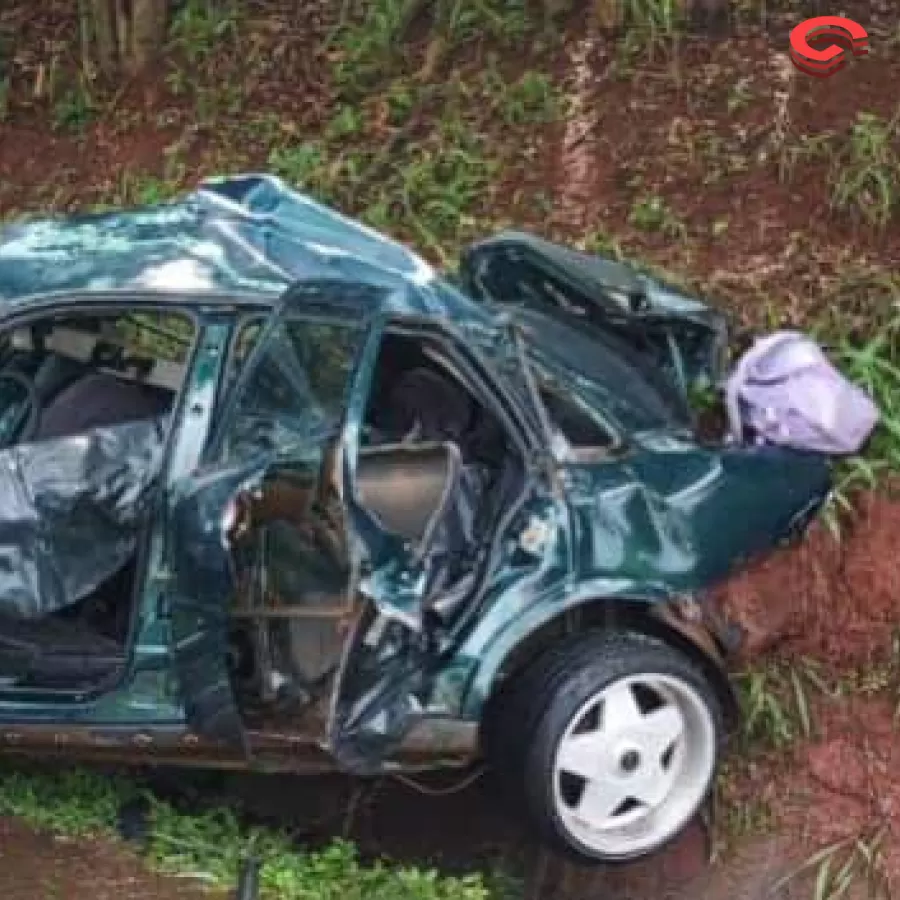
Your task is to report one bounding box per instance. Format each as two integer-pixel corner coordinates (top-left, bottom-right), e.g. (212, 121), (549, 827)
(35, 372), (172, 441)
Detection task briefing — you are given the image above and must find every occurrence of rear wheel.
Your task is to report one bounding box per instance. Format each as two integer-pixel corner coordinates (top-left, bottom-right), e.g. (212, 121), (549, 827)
(487, 630), (724, 863)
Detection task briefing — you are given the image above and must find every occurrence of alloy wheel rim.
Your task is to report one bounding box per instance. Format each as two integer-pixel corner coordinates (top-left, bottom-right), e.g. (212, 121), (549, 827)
(551, 672), (716, 857)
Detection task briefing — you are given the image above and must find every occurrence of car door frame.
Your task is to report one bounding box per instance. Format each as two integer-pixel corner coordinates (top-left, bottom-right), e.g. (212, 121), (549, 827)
(324, 310), (569, 772)
(166, 282), (391, 753)
(0, 291), (241, 727)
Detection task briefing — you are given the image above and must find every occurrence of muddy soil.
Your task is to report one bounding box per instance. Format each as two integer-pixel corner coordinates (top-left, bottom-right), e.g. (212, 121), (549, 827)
(718, 492), (900, 667)
(0, 817), (220, 900)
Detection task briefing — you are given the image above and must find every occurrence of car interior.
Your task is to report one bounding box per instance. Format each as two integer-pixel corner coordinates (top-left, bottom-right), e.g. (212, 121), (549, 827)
(360, 330), (526, 609)
(0, 310), (194, 693)
(229, 325), (529, 714)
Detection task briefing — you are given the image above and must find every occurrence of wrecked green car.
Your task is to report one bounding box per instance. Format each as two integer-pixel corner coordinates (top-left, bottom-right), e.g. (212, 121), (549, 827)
(0, 175), (830, 862)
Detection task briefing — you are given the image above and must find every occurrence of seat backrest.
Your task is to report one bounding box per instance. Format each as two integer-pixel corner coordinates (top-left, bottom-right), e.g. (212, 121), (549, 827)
(355, 442), (461, 554)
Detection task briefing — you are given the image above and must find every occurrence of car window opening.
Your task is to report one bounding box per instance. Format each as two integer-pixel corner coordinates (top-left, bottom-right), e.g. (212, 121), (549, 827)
(0, 308), (196, 695)
(360, 329), (527, 613)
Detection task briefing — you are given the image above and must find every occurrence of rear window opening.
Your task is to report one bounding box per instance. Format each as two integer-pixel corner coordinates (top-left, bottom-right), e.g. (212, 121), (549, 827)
(0, 306), (197, 697)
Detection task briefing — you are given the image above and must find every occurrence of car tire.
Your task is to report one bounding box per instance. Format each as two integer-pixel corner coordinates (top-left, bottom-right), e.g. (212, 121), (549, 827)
(487, 630), (724, 864)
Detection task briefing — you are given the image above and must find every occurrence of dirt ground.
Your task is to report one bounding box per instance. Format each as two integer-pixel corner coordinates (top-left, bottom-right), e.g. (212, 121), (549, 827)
(2, 0), (900, 897)
(0, 818), (217, 900)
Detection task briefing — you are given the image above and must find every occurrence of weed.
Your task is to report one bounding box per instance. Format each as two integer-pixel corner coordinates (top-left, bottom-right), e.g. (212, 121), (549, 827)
(0, 765), (493, 899)
(391, 118), (497, 258)
(619, 0), (684, 58)
(770, 826), (889, 900)
(775, 130), (834, 184)
(735, 661), (816, 750)
(582, 230), (627, 258)
(52, 82), (94, 133)
(833, 310), (900, 471)
(820, 457), (886, 540)
(714, 766), (774, 846)
(268, 142), (331, 194)
(498, 71), (562, 125)
(169, 0), (240, 66)
(444, 0), (530, 46)
(819, 302), (900, 535)
(386, 81), (416, 125)
(193, 80), (245, 128)
(829, 110), (900, 228)
(726, 76), (754, 114)
(326, 105), (366, 141)
(103, 170), (182, 208)
(332, 0), (534, 94)
(628, 193), (686, 239)
(331, 0), (415, 91)
(0, 768), (124, 836)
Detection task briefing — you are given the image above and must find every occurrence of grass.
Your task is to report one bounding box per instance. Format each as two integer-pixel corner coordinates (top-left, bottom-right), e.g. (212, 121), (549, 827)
(52, 82), (94, 133)
(734, 660), (821, 751)
(829, 110), (900, 228)
(492, 71), (563, 125)
(770, 826), (890, 900)
(330, 0), (534, 96)
(816, 308), (900, 529)
(0, 765), (494, 900)
(778, 110), (900, 229)
(168, 0), (240, 66)
(713, 761), (775, 850)
(615, 0), (684, 58)
(628, 192), (687, 239)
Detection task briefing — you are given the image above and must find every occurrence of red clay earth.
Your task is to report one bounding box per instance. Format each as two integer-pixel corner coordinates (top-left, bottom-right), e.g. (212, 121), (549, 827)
(713, 496), (900, 895)
(718, 493), (900, 667)
(0, 817), (220, 900)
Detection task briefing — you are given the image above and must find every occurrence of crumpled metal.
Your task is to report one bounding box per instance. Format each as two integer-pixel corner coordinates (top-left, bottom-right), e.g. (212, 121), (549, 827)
(0, 418), (166, 618)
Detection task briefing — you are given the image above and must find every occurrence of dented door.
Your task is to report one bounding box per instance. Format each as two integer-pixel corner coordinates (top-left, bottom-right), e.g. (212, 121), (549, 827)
(167, 296), (374, 748)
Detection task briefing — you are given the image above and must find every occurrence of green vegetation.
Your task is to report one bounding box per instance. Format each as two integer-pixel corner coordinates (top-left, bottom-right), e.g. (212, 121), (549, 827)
(734, 660), (819, 751)
(0, 766), (492, 899)
(778, 110), (900, 229)
(829, 111), (900, 228)
(771, 827), (890, 900)
(628, 193), (686, 239)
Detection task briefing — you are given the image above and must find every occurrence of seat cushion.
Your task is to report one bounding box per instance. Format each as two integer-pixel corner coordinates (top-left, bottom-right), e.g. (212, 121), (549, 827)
(0, 611), (123, 684)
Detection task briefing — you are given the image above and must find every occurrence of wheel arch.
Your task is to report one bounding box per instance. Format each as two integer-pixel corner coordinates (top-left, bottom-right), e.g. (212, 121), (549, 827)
(477, 595), (740, 751)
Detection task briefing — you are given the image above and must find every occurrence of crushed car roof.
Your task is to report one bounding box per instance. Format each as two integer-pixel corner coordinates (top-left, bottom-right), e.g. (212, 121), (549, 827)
(0, 174), (493, 321)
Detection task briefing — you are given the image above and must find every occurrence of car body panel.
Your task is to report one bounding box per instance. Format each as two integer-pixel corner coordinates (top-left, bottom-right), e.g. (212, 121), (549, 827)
(0, 173), (493, 324)
(0, 175), (834, 775)
(452, 439), (830, 720)
(459, 231), (729, 401)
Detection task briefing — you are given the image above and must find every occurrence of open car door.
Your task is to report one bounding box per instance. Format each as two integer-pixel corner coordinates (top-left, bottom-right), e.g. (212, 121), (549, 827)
(166, 290), (385, 755)
(458, 231), (729, 402)
(167, 463), (259, 752)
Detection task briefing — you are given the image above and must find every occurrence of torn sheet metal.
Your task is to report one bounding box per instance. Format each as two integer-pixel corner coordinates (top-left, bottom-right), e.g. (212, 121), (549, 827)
(459, 231), (729, 399)
(0, 418), (165, 619)
(0, 174), (493, 325)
